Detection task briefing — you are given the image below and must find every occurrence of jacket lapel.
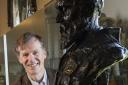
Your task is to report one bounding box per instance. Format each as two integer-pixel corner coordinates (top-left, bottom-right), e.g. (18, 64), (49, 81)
(22, 74), (32, 85)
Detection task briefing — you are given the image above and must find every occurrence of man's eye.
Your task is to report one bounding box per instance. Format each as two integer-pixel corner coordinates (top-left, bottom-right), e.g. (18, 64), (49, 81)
(23, 53), (29, 57)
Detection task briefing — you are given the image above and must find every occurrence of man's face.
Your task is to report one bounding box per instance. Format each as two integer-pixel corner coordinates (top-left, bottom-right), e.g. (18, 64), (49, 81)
(17, 38), (47, 76)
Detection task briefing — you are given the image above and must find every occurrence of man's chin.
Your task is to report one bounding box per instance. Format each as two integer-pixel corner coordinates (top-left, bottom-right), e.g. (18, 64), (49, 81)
(28, 71), (38, 76)
(26, 69), (39, 75)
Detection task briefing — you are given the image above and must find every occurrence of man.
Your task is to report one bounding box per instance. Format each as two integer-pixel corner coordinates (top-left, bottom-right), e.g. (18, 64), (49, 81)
(13, 32), (56, 85)
(55, 0), (127, 85)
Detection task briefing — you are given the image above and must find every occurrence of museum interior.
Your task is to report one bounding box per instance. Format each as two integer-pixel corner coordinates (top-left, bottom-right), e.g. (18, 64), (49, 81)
(0, 0), (128, 85)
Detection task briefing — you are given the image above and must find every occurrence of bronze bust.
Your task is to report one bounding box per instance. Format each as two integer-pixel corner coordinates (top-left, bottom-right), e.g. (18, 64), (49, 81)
(55, 0), (127, 85)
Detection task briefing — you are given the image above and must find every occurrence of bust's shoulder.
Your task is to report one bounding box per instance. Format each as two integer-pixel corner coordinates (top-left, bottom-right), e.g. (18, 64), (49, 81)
(100, 27), (121, 41)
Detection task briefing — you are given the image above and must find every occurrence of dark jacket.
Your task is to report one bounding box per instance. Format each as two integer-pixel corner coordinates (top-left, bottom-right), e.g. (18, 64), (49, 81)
(12, 69), (56, 85)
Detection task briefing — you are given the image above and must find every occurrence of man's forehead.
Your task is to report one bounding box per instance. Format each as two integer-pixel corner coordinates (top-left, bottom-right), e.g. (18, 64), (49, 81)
(17, 45), (43, 56)
(17, 39), (42, 51)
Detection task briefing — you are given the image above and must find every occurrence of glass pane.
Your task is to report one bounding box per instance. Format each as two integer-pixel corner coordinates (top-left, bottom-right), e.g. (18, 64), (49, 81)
(0, 37), (6, 85)
(6, 6), (61, 84)
(7, 9), (45, 84)
(44, 2), (62, 70)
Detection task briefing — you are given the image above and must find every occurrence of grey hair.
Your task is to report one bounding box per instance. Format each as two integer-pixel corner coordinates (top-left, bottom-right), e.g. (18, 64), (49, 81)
(15, 32), (46, 55)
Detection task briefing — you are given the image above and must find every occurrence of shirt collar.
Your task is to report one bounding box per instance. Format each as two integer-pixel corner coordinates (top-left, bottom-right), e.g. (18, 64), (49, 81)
(27, 70), (48, 85)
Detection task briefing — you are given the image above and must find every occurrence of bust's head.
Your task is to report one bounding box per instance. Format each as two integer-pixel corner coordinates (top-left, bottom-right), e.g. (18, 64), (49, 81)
(56, 0), (104, 48)
(56, 0), (104, 23)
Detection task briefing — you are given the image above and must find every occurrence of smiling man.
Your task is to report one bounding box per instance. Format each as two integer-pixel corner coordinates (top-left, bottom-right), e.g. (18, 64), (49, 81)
(13, 32), (56, 85)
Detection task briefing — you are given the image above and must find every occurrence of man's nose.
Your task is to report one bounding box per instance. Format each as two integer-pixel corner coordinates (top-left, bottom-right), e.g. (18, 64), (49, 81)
(28, 53), (36, 62)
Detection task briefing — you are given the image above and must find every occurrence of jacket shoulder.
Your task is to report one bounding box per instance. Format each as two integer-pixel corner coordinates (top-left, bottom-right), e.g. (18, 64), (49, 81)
(12, 74), (31, 85)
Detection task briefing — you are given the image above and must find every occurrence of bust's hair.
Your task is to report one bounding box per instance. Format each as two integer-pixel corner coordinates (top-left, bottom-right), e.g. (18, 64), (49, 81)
(56, 0), (104, 48)
(56, 0), (104, 18)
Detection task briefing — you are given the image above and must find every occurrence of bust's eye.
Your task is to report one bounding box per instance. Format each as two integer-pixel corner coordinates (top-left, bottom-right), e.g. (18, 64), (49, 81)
(33, 51), (38, 55)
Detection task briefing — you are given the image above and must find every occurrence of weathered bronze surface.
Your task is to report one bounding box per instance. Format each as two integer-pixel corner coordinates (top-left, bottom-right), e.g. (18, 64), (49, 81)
(55, 0), (127, 85)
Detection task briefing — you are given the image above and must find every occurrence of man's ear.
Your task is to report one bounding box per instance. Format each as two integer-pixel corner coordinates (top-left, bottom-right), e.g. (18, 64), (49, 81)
(17, 56), (23, 64)
(15, 48), (22, 63)
(43, 50), (47, 59)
